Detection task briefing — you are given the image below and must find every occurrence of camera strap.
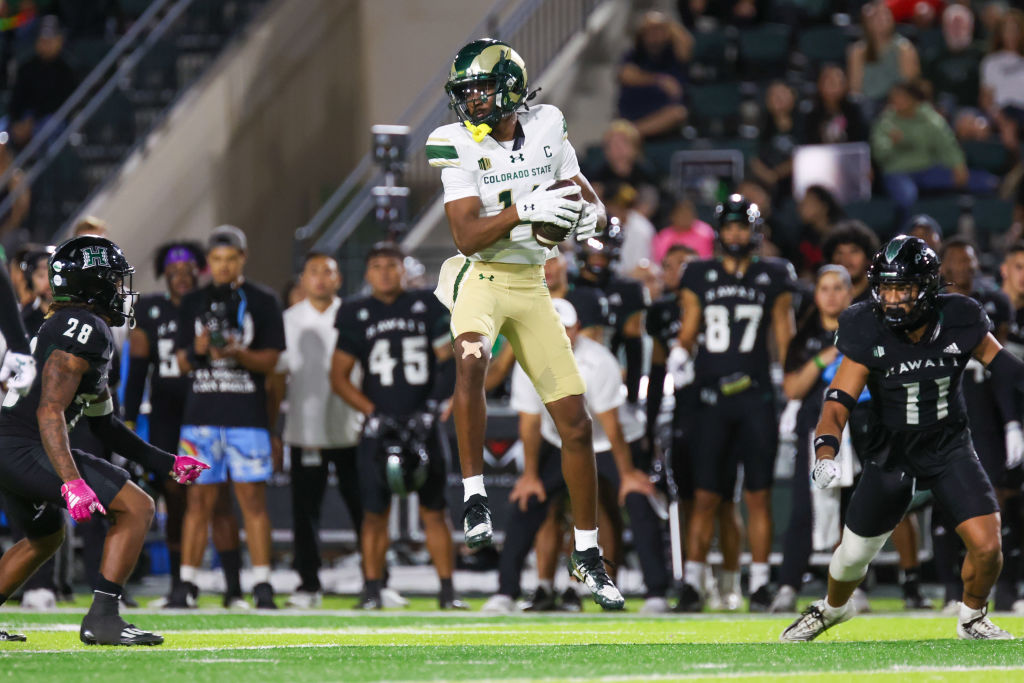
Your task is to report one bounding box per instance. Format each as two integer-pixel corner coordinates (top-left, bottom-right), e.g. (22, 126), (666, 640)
(236, 287), (247, 329)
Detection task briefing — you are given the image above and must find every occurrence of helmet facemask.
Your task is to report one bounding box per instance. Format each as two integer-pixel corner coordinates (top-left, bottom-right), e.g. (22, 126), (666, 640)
(870, 276), (936, 332)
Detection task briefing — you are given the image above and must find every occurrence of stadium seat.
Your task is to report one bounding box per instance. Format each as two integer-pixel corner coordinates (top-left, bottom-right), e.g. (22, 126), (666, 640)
(797, 26), (852, 69)
(972, 197), (1014, 236)
(689, 28), (730, 82)
(131, 40), (180, 106)
(963, 140), (1010, 176)
(688, 82), (743, 137)
(643, 139), (693, 176)
(120, 0), (153, 20)
(737, 24), (791, 79)
(79, 88), (136, 155)
(67, 38), (113, 76)
(909, 196), (964, 235)
(842, 197), (897, 237)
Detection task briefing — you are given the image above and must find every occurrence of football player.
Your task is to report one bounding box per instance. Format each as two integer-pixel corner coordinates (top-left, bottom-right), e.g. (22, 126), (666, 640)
(427, 39), (622, 607)
(0, 236), (206, 644)
(675, 194), (797, 612)
(331, 242), (463, 609)
(782, 236), (1016, 642)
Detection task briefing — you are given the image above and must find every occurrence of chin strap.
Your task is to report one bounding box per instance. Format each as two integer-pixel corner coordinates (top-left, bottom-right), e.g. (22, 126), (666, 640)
(464, 121), (491, 143)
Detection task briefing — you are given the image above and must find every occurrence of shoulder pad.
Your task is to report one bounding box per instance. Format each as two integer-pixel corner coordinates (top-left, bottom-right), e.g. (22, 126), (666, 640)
(835, 302), (878, 362)
(939, 293), (987, 328)
(426, 124), (463, 168)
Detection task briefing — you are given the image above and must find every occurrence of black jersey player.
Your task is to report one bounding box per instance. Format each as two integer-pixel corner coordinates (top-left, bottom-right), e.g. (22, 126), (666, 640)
(0, 236), (206, 645)
(782, 235), (1016, 642)
(676, 194), (797, 612)
(331, 242), (463, 609)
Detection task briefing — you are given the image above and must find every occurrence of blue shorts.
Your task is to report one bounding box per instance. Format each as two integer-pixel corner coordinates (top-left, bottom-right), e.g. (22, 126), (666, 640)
(179, 425), (272, 485)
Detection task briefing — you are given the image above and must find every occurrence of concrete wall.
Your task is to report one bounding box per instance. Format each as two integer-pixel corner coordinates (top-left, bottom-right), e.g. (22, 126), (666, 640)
(83, 0), (495, 293)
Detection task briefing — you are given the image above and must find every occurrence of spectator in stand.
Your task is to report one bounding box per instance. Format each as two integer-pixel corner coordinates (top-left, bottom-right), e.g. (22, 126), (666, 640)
(617, 11), (691, 139)
(587, 120), (661, 219)
(906, 212), (943, 251)
(751, 81), (798, 201)
(886, 0), (944, 24)
(736, 179), (784, 258)
(793, 185), (845, 280)
(848, 1), (921, 116)
(822, 220), (881, 303)
(871, 81), (998, 213)
(980, 8), (1024, 153)
(602, 182), (655, 275)
(925, 4), (985, 116)
(652, 197), (715, 261)
(9, 15), (77, 148)
(0, 138), (30, 245)
(800, 64), (870, 145)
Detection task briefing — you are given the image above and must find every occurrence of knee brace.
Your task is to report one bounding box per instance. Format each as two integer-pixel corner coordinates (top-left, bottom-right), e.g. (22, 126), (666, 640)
(828, 527), (890, 582)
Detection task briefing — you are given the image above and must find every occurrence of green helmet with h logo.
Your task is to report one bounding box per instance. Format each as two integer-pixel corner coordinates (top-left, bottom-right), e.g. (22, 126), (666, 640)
(444, 39), (529, 132)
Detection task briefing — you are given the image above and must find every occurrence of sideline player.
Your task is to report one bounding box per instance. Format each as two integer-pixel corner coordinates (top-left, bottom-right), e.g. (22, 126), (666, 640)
(426, 39), (622, 607)
(0, 236), (206, 644)
(781, 236), (1014, 641)
(676, 194), (797, 612)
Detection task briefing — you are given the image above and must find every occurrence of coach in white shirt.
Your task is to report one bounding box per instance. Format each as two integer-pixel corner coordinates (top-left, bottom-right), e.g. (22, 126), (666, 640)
(484, 298), (671, 613)
(271, 252), (363, 608)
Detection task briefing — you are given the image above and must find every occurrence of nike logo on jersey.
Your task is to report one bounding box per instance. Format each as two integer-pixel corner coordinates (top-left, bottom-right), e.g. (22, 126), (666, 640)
(944, 343), (961, 354)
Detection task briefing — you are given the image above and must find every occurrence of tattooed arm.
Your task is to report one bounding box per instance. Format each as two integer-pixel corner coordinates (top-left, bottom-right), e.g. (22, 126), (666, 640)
(37, 350), (88, 483)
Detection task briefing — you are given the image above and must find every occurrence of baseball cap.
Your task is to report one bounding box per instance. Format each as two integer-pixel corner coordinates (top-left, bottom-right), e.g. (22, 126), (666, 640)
(208, 224), (247, 252)
(552, 297), (578, 328)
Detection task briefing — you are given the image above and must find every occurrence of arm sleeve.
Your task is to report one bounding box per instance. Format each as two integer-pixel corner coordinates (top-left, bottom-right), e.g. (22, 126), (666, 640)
(623, 336), (644, 404)
(87, 413), (175, 475)
(0, 261), (30, 353)
(646, 360), (666, 441)
(441, 166), (480, 204)
(122, 355), (148, 423)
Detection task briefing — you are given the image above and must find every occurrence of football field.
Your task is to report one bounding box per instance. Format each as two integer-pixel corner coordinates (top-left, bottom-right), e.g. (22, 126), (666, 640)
(3, 597), (1024, 682)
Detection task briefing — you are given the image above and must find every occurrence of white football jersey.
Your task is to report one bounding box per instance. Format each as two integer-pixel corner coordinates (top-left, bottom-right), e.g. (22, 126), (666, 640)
(427, 104), (581, 265)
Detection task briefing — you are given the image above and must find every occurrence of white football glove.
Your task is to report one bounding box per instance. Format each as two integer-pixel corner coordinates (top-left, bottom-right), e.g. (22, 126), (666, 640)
(812, 458), (841, 489)
(0, 351), (36, 395)
(666, 345), (695, 389)
(1005, 421), (1024, 470)
(517, 181), (583, 230)
(574, 201), (601, 241)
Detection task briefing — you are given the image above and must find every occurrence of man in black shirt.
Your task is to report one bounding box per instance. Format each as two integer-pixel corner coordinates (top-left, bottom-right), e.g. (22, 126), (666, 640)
(9, 16), (77, 147)
(0, 236), (206, 644)
(331, 242), (462, 609)
(174, 226), (286, 609)
(676, 194), (797, 612)
(782, 236), (1014, 641)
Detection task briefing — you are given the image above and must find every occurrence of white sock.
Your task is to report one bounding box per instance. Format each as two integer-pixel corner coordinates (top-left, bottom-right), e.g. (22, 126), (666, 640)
(537, 579), (553, 593)
(822, 597), (845, 615)
(251, 565), (270, 584)
(720, 569), (740, 595)
(959, 602), (983, 622)
(684, 561), (705, 589)
(463, 475), (486, 502)
(180, 565), (197, 584)
(574, 527), (598, 552)
(750, 563), (771, 594)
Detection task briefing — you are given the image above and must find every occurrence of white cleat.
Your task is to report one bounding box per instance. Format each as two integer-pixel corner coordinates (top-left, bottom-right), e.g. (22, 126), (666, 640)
(957, 604), (1014, 640)
(480, 594), (516, 614)
(722, 591), (743, 612)
(780, 599), (854, 642)
(224, 596), (252, 610)
(20, 588), (57, 610)
(640, 597), (670, 614)
(380, 587), (409, 608)
(285, 590), (322, 609)
(1012, 599), (1024, 615)
(703, 567), (723, 610)
(850, 587), (871, 614)
(769, 585), (798, 614)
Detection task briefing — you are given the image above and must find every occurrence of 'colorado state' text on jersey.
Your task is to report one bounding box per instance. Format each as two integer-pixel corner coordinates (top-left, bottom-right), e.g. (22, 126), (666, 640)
(136, 293), (189, 413)
(0, 307), (115, 439)
(836, 295), (991, 436)
(679, 256), (797, 385)
(427, 104), (581, 265)
(335, 290), (450, 417)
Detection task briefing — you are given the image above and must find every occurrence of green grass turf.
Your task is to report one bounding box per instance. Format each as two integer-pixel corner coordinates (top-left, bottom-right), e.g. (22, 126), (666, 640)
(2, 601), (1024, 681)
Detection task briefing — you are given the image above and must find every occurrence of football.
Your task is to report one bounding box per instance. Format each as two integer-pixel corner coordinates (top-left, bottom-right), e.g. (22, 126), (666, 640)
(532, 179), (582, 247)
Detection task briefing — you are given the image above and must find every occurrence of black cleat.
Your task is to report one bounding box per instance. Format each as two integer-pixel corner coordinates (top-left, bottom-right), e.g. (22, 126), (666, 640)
(902, 582), (934, 610)
(673, 583), (703, 612)
(80, 615), (163, 646)
(253, 582), (277, 609)
(119, 591), (139, 608)
(462, 495), (493, 550)
(569, 548), (624, 611)
(560, 588), (582, 612)
(165, 581), (197, 609)
(749, 585), (773, 613)
(358, 592), (382, 610)
(0, 630), (26, 642)
(521, 586), (558, 612)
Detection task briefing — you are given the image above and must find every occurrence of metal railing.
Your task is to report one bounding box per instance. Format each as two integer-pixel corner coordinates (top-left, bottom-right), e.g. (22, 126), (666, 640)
(294, 0), (602, 281)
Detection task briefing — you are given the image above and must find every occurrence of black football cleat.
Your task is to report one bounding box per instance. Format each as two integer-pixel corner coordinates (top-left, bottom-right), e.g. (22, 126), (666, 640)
(521, 586), (558, 612)
(254, 582), (277, 609)
(358, 591), (383, 610)
(80, 615), (163, 646)
(560, 587), (583, 612)
(569, 548), (624, 611)
(673, 583), (703, 613)
(749, 586), (773, 613)
(463, 495), (493, 550)
(903, 582), (934, 610)
(0, 630), (26, 642)
(165, 581), (197, 609)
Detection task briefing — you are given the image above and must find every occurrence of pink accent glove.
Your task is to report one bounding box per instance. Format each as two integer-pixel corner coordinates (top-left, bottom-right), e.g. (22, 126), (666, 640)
(60, 479), (106, 522)
(171, 455), (209, 484)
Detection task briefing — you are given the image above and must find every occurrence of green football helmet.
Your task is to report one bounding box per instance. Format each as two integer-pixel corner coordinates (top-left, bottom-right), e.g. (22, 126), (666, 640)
(444, 39), (529, 132)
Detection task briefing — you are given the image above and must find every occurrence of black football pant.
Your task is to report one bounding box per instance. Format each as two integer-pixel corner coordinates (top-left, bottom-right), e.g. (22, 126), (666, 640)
(290, 446), (362, 592)
(497, 439), (669, 599)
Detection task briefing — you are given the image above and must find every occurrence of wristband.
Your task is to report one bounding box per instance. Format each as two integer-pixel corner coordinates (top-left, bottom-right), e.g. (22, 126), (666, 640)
(813, 434), (840, 457)
(813, 354), (827, 370)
